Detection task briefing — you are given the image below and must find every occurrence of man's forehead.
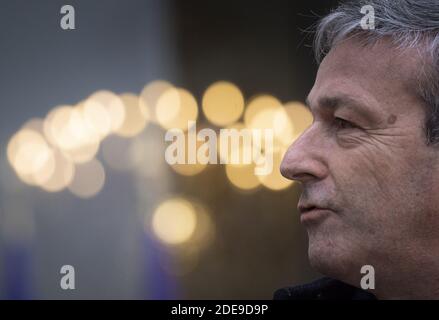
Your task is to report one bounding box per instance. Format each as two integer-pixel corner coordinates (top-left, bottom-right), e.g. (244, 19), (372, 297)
(318, 37), (420, 81)
(308, 38), (423, 117)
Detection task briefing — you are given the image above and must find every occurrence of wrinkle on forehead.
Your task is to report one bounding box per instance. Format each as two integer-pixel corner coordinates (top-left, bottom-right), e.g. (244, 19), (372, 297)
(312, 37), (425, 119)
(321, 37), (422, 85)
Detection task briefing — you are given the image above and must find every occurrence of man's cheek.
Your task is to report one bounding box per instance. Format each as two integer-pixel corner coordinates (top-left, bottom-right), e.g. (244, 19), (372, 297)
(333, 168), (383, 222)
(344, 148), (397, 192)
(332, 154), (378, 194)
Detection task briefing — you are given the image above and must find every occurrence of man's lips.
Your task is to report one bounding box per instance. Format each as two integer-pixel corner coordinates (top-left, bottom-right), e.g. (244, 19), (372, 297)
(298, 205), (333, 223)
(298, 204), (328, 214)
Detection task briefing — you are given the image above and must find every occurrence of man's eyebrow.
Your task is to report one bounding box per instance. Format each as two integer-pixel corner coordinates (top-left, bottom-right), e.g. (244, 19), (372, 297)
(305, 94), (379, 123)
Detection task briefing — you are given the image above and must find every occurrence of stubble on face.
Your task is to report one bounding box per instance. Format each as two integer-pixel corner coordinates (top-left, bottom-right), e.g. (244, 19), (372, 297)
(297, 38), (439, 289)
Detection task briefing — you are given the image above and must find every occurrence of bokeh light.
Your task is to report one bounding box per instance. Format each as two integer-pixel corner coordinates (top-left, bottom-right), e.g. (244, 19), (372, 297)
(68, 158), (106, 198)
(202, 81), (244, 127)
(43, 105), (74, 148)
(6, 83), (304, 199)
(7, 128), (55, 186)
(257, 148), (293, 191)
(115, 93), (150, 137)
(150, 198), (197, 245)
(244, 95), (283, 129)
(40, 149), (75, 192)
(225, 163), (260, 191)
(284, 101), (313, 136)
(156, 87), (198, 131)
(84, 90), (126, 133)
(43, 105), (100, 163)
(140, 80), (174, 122)
(244, 95), (295, 147)
(17, 119), (55, 186)
(156, 200), (215, 277)
(217, 122), (260, 191)
(81, 98), (112, 137)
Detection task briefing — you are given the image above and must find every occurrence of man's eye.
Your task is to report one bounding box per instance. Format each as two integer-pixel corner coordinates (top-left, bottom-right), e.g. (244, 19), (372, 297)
(334, 117), (358, 130)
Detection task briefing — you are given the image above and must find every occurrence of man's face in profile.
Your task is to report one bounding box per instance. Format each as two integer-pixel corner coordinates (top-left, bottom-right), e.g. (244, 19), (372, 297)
(281, 38), (439, 288)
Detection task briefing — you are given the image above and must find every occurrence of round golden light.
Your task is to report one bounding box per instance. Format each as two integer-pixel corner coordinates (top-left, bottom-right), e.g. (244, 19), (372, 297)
(61, 138), (100, 164)
(202, 81), (244, 127)
(82, 98), (112, 137)
(7, 129), (45, 170)
(43, 106), (101, 163)
(15, 145), (55, 186)
(85, 90), (126, 133)
(7, 129), (55, 186)
(225, 162), (260, 191)
(43, 105), (74, 148)
(156, 88), (198, 131)
(54, 106), (100, 163)
(244, 95), (295, 147)
(244, 95), (283, 128)
(272, 108), (295, 146)
(140, 80), (174, 122)
(257, 148), (293, 191)
(40, 149), (75, 192)
(115, 93), (149, 137)
(157, 201), (215, 276)
(284, 101), (313, 136)
(151, 198), (197, 245)
(68, 158), (106, 198)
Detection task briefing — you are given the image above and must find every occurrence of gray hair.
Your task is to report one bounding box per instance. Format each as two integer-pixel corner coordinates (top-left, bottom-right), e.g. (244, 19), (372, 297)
(313, 0), (439, 144)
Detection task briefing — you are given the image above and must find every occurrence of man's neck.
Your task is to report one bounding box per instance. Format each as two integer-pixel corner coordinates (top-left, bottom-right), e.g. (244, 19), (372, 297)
(373, 247), (439, 299)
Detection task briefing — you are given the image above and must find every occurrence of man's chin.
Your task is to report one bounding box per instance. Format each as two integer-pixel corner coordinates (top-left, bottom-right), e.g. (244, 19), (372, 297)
(307, 236), (358, 286)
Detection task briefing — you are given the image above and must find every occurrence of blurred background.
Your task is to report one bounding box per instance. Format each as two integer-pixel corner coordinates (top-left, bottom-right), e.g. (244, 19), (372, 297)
(0, 0), (339, 299)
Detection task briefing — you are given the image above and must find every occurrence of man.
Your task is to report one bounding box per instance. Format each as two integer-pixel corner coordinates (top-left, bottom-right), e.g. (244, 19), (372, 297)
(276, 0), (439, 299)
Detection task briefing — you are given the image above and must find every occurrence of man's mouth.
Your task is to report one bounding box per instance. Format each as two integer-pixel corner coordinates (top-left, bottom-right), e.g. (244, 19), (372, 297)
(298, 205), (332, 224)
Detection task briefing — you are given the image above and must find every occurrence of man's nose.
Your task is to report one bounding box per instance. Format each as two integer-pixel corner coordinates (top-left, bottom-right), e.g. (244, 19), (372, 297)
(280, 125), (328, 184)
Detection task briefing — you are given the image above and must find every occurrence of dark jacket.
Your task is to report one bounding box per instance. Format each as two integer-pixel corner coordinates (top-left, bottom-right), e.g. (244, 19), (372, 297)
(274, 277), (377, 300)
